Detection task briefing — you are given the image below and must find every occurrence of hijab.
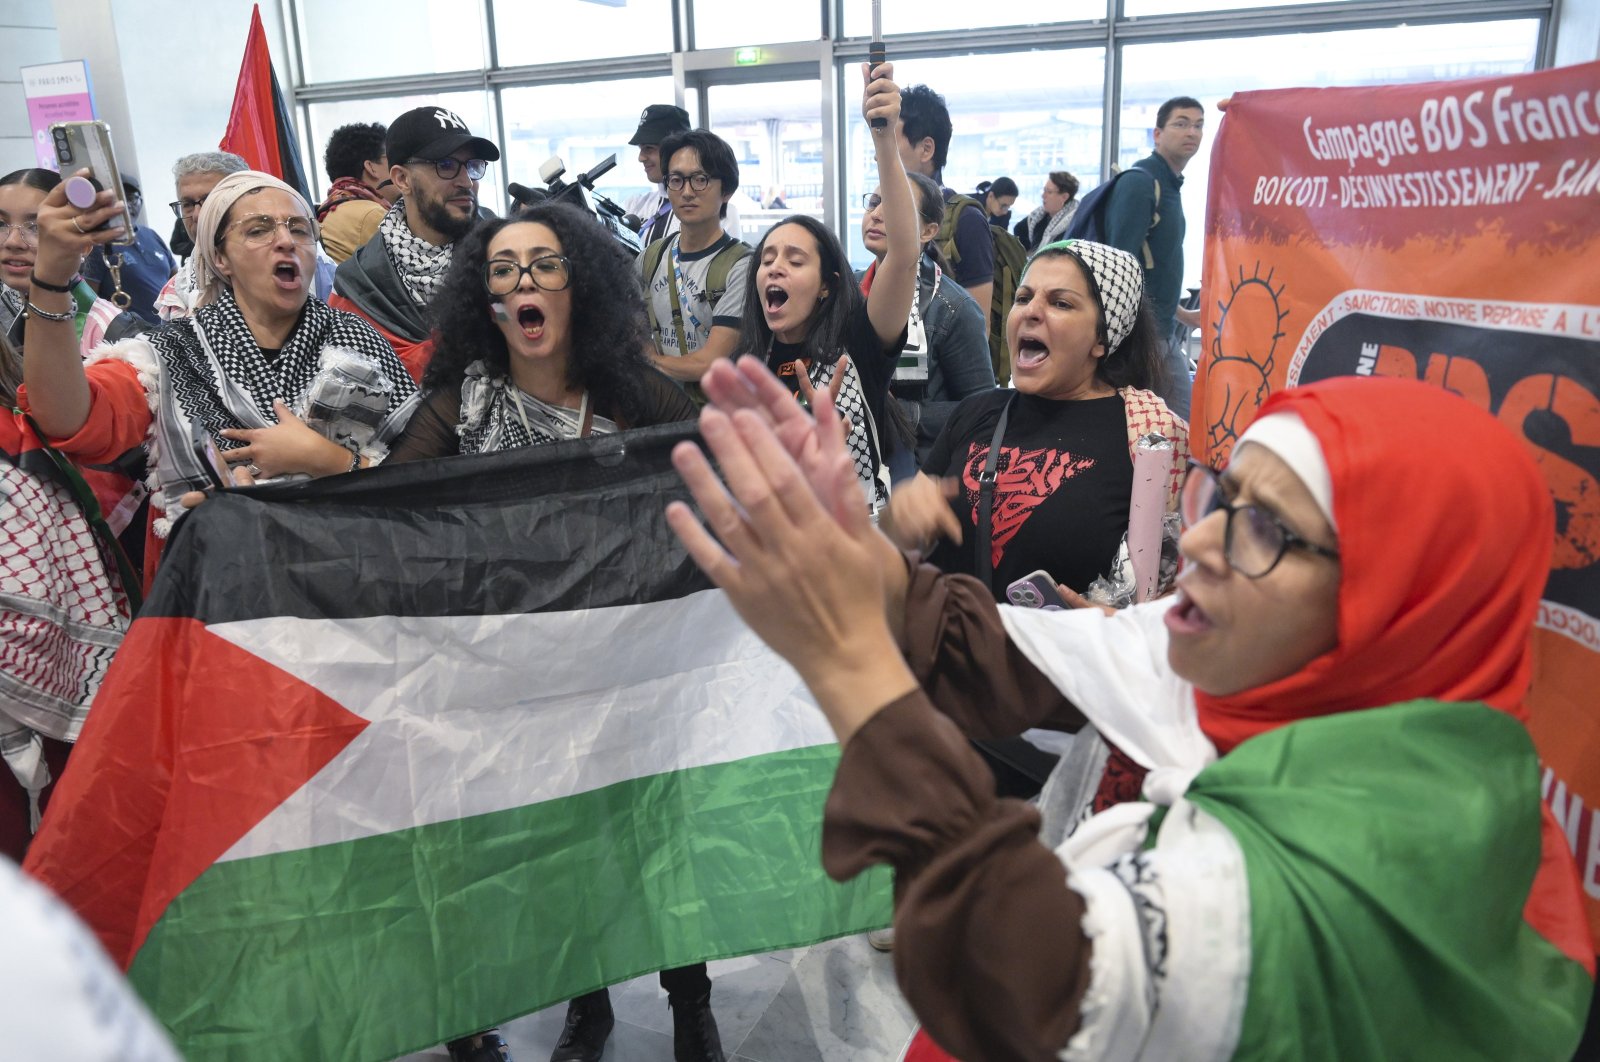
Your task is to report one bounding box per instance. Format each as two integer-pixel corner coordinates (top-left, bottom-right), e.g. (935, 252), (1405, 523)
(1195, 375), (1554, 753)
(191, 171), (317, 308)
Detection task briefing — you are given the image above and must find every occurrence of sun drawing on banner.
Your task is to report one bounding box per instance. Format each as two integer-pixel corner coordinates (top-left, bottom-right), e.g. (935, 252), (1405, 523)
(1204, 263), (1289, 462)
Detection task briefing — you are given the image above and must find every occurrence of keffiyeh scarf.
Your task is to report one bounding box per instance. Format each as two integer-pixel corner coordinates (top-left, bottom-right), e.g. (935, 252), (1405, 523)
(379, 199), (453, 308)
(455, 360), (618, 454)
(98, 289), (419, 525)
(1023, 198), (1078, 249)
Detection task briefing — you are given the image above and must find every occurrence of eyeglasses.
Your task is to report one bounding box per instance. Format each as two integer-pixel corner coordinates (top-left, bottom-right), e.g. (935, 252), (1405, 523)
(412, 157), (488, 181)
(224, 214), (317, 248)
(485, 254), (571, 295)
(1179, 461), (1339, 578)
(170, 195), (208, 219)
(1164, 118), (1205, 132)
(861, 193), (883, 211)
(0, 221), (39, 244)
(666, 172), (715, 192)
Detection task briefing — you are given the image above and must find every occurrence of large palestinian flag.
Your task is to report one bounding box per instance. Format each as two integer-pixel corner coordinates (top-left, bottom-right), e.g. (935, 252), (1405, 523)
(23, 424), (889, 1061)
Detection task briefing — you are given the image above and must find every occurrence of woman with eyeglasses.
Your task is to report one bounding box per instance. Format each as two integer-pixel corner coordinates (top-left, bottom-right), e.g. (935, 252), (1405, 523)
(384, 200), (699, 1062)
(666, 360), (1594, 1061)
(386, 200), (696, 464)
(0, 169), (144, 355)
(18, 169), (418, 591)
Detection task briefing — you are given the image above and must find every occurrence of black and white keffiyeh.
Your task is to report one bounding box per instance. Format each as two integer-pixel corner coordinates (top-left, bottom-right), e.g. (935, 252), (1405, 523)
(1022, 198), (1078, 250)
(0, 284), (24, 333)
(379, 200), (453, 308)
(803, 357), (889, 513)
(455, 360), (618, 455)
(1040, 239), (1145, 354)
(110, 288), (419, 523)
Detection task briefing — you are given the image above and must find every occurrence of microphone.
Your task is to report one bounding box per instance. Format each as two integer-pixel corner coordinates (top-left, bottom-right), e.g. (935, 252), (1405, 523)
(623, 214), (643, 233)
(507, 182), (546, 205)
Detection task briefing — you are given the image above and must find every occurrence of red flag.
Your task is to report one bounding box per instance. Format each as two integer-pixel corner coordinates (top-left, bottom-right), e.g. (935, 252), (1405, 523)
(219, 3), (312, 203)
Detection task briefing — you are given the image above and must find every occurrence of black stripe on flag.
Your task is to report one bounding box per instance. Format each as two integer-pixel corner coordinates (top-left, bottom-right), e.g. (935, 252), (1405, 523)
(151, 423), (712, 624)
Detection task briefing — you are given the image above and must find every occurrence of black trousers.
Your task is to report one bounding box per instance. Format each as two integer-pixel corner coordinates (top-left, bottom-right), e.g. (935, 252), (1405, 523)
(573, 962), (710, 1007)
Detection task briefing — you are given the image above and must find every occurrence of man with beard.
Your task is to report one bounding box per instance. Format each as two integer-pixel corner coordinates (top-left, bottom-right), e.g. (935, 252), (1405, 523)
(331, 106), (499, 382)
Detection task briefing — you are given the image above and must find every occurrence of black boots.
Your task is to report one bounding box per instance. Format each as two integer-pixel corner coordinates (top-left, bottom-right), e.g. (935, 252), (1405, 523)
(549, 991), (614, 1062)
(668, 991), (725, 1062)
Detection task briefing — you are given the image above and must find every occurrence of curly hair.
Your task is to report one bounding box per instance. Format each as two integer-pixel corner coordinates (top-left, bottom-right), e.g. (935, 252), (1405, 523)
(423, 202), (655, 423)
(324, 122), (387, 183)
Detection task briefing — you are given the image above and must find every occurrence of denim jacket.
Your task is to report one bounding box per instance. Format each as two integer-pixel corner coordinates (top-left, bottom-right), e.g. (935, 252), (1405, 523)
(862, 254), (995, 462)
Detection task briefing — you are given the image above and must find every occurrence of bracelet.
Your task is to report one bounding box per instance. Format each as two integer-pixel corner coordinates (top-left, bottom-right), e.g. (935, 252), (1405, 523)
(28, 271), (74, 294)
(24, 300), (74, 323)
(348, 449), (362, 473)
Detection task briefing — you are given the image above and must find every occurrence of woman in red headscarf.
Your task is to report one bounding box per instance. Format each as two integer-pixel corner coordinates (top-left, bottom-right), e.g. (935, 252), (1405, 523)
(666, 363), (1594, 1061)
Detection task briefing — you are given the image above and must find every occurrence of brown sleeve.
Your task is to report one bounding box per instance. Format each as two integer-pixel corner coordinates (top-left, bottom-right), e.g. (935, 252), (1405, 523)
(823, 693), (1091, 1062)
(899, 553), (1085, 737)
(385, 387), (462, 464)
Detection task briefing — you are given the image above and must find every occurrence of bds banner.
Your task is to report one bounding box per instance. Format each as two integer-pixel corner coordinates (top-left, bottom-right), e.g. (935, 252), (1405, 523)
(1193, 60), (1600, 941)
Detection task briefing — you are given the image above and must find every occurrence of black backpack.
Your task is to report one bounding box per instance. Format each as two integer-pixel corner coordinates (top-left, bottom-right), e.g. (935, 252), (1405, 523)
(1062, 167), (1162, 269)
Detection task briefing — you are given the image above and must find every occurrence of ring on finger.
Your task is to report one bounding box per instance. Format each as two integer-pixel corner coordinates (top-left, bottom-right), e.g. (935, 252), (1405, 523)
(246, 463), (262, 477)
(71, 216), (88, 234)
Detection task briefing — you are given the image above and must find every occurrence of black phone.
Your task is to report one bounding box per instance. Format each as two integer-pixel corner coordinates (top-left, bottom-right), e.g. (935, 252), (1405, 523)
(49, 121), (135, 244)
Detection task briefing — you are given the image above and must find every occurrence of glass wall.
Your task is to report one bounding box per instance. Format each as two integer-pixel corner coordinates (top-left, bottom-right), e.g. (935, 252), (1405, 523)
(843, 47), (1106, 267)
(1119, 18), (1542, 293)
(289, 0), (1552, 276)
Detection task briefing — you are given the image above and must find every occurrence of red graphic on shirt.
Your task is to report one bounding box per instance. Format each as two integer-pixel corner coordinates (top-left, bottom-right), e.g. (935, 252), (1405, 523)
(962, 444), (1096, 568)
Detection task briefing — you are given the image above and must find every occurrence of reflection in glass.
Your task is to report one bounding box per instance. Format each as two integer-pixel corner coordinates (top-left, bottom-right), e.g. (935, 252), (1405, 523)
(1120, 19), (1541, 291)
(306, 92), (501, 209)
(494, 0), (674, 67)
(298, 0), (485, 83)
(707, 80), (823, 242)
(501, 77), (680, 219)
(842, 49), (1106, 269)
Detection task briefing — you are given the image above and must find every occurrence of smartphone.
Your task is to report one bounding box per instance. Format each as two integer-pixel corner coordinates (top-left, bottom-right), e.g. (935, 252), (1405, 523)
(1005, 570), (1069, 611)
(190, 419), (229, 491)
(49, 121), (134, 244)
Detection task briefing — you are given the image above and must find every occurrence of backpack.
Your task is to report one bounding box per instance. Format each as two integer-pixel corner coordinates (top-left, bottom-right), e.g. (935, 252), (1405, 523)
(937, 193), (1028, 386)
(1062, 166), (1162, 269)
(641, 233), (751, 358)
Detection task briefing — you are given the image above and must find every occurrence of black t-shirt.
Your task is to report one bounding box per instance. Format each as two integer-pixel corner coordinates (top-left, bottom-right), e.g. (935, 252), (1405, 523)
(924, 389), (1132, 599)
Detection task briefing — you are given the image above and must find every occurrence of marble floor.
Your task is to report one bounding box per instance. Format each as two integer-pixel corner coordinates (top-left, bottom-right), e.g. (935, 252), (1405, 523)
(395, 935), (918, 1062)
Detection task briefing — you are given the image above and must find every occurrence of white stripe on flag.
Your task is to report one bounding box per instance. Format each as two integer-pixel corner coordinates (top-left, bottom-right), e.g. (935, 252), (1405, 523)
(210, 589), (833, 862)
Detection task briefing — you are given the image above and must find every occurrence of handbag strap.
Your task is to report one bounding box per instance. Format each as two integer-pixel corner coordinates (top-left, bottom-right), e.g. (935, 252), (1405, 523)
(19, 412), (143, 614)
(975, 392), (1015, 590)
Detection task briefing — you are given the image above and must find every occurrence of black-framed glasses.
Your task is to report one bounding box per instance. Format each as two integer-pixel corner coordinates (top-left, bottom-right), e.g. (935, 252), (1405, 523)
(224, 213), (316, 248)
(665, 172), (714, 192)
(485, 254), (571, 295)
(170, 195), (207, 219)
(412, 157), (488, 181)
(1179, 461), (1339, 578)
(861, 192), (883, 210)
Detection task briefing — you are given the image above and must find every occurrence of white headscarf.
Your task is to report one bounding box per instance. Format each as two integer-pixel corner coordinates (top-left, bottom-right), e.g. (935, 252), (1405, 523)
(191, 170), (318, 308)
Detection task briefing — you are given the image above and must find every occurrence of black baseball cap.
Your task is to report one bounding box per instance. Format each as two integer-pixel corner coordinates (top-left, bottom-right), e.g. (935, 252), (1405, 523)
(386, 106), (501, 165)
(629, 104), (691, 147)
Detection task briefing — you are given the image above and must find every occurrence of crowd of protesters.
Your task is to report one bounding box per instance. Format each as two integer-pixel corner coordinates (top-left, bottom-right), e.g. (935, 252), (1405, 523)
(1, 46), (1593, 1062)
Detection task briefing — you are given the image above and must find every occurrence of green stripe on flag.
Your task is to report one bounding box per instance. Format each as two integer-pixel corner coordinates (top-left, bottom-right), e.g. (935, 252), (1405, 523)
(130, 744), (888, 1062)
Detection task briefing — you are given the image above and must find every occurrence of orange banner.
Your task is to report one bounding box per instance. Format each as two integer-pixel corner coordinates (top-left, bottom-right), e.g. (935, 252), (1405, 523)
(1194, 60), (1600, 942)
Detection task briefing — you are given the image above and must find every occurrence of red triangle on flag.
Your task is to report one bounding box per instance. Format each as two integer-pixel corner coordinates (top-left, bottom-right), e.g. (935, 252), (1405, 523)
(22, 616), (368, 969)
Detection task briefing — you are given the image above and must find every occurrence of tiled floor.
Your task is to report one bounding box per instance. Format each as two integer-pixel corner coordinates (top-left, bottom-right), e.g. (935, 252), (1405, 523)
(396, 935), (917, 1062)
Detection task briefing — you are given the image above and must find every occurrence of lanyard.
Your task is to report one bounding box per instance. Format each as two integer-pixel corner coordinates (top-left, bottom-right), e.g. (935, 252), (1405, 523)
(668, 240), (708, 348)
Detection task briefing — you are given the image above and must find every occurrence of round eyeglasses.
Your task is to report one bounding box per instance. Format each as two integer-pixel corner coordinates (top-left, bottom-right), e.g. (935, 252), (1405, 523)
(666, 172), (714, 192)
(861, 192), (883, 211)
(0, 220), (40, 244)
(413, 157), (488, 181)
(1179, 461), (1339, 578)
(223, 214), (316, 248)
(485, 254), (571, 296)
